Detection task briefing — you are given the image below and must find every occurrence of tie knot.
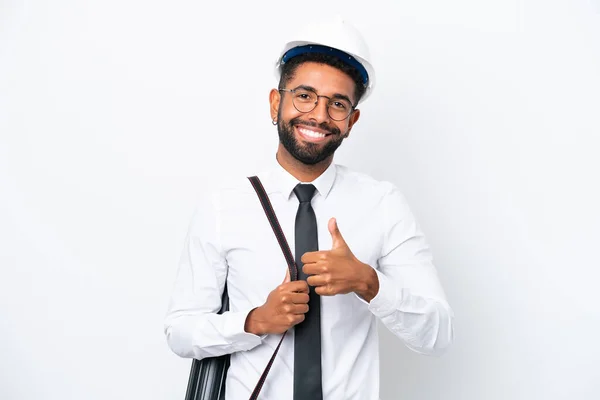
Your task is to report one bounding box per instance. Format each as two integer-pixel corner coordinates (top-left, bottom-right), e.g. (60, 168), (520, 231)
(294, 183), (316, 203)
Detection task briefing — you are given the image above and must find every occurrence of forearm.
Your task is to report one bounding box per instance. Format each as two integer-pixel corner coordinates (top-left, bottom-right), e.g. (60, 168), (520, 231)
(367, 269), (454, 356)
(164, 308), (262, 360)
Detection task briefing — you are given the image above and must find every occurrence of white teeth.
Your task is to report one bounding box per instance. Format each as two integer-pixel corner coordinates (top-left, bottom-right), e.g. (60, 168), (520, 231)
(298, 127), (326, 138)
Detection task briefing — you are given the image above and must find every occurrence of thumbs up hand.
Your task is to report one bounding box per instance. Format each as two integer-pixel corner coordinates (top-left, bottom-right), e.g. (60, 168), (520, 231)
(301, 218), (380, 301)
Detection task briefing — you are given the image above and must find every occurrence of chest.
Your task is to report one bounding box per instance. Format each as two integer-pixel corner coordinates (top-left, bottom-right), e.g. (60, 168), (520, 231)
(219, 192), (383, 306)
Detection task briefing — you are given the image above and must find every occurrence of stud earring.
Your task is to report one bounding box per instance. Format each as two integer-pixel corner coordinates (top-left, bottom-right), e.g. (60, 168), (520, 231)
(272, 118), (277, 125)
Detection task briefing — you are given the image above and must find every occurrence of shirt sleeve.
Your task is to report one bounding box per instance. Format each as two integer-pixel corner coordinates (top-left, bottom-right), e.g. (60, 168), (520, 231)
(362, 184), (455, 356)
(163, 189), (263, 360)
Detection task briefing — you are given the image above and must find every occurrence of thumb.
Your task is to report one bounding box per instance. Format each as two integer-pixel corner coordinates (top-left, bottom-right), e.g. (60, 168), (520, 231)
(282, 268), (291, 284)
(328, 217), (347, 249)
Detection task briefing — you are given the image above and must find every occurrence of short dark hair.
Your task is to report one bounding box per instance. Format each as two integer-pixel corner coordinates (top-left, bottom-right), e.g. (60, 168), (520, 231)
(277, 52), (366, 105)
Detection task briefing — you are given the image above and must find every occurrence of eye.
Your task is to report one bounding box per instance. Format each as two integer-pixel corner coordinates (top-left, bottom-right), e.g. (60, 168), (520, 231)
(295, 91), (315, 102)
(331, 101), (348, 110)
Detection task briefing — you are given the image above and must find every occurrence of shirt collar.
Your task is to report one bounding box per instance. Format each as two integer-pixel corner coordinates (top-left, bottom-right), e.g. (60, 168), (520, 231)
(262, 154), (337, 201)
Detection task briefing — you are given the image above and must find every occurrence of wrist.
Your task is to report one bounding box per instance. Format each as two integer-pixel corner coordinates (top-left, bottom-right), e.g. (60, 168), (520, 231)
(244, 307), (265, 336)
(354, 263), (379, 303)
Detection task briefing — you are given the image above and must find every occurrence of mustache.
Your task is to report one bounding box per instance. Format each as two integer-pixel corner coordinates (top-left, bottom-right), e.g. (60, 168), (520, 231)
(289, 117), (341, 136)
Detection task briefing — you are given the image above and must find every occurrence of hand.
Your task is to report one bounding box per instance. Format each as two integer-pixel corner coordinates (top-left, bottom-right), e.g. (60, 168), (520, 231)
(244, 269), (310, 336)
(302, 218), (379, 301)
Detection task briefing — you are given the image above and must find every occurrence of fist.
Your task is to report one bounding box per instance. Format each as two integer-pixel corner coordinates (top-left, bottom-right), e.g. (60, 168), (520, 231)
(244, 269), (310, 335)
(302, 217), (379, 300)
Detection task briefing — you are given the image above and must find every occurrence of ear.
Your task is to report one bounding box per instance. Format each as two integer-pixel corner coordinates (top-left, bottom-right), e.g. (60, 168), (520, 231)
(344, 109), (361, 139)
(269, 88), (281, 122)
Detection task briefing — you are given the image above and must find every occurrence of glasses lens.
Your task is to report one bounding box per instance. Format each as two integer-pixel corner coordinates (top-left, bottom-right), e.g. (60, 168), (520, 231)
(327, 98), (352, 121)
(292, 89), (318, 113)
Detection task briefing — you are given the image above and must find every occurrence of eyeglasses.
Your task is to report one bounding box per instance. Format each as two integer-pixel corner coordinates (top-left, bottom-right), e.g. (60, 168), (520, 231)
(278, 87), (355, 121)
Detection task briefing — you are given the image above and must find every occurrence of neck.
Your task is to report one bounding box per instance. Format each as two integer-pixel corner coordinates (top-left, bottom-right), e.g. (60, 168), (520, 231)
(276, 144), (333, 182)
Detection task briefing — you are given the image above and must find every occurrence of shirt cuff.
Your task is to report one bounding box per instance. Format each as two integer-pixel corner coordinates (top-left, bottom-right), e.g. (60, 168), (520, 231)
(222, 307), (265, 352)
(360, 269), (400, 318)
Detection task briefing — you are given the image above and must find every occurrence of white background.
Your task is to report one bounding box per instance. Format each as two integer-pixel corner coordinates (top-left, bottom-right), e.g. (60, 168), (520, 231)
(1, 1), (599, 399)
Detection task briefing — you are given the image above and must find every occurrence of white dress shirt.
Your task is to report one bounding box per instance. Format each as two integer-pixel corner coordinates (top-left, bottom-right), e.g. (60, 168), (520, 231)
(164, 157), (454, 400)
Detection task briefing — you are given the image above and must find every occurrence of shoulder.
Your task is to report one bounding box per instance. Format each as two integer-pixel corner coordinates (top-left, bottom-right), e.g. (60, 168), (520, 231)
(334, 164), (406, 202)
(193, 171), (263, 213)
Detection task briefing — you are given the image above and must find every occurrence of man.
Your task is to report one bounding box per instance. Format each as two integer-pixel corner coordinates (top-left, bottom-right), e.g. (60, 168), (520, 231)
(164, 16), (454, 400)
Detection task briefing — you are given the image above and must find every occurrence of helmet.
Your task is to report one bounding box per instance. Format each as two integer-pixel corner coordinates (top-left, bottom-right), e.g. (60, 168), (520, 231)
(274, 15), (376, 104)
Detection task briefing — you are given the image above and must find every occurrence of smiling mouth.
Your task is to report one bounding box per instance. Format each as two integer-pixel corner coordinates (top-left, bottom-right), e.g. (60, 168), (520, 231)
(295, 125), (333, 142)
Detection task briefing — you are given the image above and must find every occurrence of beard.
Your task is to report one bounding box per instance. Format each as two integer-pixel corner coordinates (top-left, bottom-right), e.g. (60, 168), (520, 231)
(277, 114), (346, 165)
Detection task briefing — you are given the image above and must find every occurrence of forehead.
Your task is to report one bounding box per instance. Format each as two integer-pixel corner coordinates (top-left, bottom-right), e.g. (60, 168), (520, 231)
(287, 62), (355, 99)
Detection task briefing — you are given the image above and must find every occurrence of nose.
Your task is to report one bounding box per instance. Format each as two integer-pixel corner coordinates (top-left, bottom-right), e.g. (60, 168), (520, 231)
(306, 96), (331, 124)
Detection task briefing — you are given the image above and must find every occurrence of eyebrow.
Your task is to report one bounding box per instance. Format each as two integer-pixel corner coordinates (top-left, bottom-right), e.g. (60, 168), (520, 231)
(293, 85), (354, 105)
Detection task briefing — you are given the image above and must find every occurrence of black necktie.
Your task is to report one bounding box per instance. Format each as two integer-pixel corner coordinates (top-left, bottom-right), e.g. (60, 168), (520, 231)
(293, 183), (323, 400)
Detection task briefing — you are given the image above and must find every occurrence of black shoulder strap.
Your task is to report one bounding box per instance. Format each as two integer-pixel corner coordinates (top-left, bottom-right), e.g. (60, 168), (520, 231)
(247, 176), (298, 281)
(246, 175), (298, 400)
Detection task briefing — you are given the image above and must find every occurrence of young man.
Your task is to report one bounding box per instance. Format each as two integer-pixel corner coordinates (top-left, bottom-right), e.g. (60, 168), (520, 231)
(164, 16), (454, 400)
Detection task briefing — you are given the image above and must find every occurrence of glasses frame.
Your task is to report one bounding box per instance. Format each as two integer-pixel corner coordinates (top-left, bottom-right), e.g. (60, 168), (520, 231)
(278, 88), (356, 121)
